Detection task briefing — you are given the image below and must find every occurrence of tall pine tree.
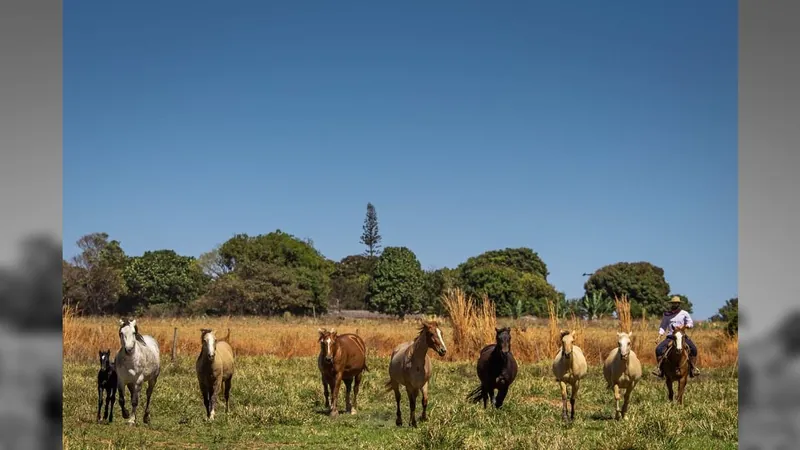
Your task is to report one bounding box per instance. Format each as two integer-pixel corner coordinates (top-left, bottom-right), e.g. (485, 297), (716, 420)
(360, 202), (382, 257)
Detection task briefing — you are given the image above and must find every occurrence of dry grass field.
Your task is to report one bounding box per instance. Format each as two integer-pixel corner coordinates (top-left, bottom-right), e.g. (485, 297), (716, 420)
(62, 293), (739, 449)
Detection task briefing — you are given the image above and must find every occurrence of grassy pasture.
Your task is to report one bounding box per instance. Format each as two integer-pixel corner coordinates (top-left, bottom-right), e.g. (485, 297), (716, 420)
(63, 309), (739, 450)
(63, 355), (737, 450)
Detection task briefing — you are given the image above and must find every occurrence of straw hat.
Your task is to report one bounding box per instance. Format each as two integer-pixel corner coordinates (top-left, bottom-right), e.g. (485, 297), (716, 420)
(668, 296), (682, 304)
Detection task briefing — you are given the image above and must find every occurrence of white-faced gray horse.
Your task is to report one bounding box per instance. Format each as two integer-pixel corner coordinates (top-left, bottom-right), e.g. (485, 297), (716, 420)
(115, 319), (161, 425)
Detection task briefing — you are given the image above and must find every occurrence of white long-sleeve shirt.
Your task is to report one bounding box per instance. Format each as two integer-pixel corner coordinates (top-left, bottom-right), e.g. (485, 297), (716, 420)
(658, 310), (694, 336)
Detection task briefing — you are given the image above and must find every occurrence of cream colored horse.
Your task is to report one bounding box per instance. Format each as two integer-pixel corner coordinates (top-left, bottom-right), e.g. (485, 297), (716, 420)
(603, 331), (642, 420)
(552, 330), (588, 421)
(195, 328), (234, 421)
(385, 321), (447, 428)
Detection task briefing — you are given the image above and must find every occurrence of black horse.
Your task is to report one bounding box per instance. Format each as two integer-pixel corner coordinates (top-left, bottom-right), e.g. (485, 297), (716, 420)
(97, 349), (117, 423)
(467, 327), (518, 408)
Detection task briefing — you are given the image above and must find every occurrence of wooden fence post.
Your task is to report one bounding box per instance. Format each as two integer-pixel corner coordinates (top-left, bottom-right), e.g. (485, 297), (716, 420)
(172, 327), (178, 362)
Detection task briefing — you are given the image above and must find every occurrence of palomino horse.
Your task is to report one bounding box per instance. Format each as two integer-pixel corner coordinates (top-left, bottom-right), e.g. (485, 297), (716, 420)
(662, 324), (690, 404)
(603, 331), (642, 420)
(317, 328), (369, 417)
(115, 319), (161, 425)
(552, 330), (588, 421)
(196, 328), (234, 421)
(385, 321), (447, 427)
(467, 327), (518, 409)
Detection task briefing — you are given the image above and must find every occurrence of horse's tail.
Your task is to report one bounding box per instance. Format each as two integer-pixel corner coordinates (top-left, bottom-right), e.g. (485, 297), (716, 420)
(466, 384), (484, 404)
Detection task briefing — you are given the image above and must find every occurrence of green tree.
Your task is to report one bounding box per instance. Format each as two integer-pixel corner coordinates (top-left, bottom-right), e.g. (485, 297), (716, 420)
(459, 264), (559, 317)
(578, 291), (614, 320)
(420, 267), (460, 315)
(360, 202), (382, 257)
(328, 255), (377, 310)
(64, 232), (129, 315)
(457, 248), (557, 317)
(459, 248), (549, 280)
(121, 249), (210, 315)
(710, 297), (738, 336)
(710, 297), (738, 322)
(583, 261), (671, 318)
(205, 230), (333, 315)
(366, 247), (424, 319)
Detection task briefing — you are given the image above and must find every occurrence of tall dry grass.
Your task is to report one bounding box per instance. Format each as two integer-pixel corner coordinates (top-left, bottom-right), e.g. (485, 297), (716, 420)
(440, 288), (496, 360)
(62, 312), (737, 369)
(546, 299), (560, 358)
(614, 294), (632, 333)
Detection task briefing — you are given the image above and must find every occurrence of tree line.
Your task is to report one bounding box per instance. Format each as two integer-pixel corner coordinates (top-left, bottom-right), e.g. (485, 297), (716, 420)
(62, 203), (737, 330)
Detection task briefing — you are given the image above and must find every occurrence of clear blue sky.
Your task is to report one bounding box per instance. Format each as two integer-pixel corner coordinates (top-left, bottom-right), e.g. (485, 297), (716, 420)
(64, 1), (737, 319)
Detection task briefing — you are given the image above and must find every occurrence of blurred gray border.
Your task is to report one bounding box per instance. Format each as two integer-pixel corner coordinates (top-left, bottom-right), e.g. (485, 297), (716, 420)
(739, 0), (800, 342)
(0, 0), (62, 448)
(740, 0), (800, 445)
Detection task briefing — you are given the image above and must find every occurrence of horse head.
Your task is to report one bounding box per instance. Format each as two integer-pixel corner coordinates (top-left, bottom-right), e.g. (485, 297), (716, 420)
(421, 321), (447, 357)
(616, 331), (633, 361)
(495, 327), (512, 355)
(118, 319), (139, 355)
(673, 325), (686, 352)
(318, 328), (337, 363)
(98, 349), (112, 371)
(560, 330), (576, 359)
(200, 328), (217, 361)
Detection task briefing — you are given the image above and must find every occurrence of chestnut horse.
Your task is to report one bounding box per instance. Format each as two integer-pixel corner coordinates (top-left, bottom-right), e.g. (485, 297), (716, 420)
(662, 324), (691, 405)
(385, 321), (447, 427)
(317, 328), (369, 417)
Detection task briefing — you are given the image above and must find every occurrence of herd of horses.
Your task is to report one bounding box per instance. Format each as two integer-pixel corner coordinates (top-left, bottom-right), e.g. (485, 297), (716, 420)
(95, 318), (698, 427)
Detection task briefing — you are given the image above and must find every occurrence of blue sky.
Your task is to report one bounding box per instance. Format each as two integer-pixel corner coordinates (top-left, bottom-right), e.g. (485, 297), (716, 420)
(64, 1), (737, 319)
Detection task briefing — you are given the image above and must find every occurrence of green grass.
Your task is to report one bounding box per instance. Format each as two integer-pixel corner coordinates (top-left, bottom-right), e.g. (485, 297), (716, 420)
(64, 356), (738, 450)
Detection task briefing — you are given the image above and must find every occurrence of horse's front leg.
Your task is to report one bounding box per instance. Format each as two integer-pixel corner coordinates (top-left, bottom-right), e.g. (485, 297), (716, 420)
(677, 376), (687, 405)
(488, 385), (496, 408)
(127, 384), (140, 425)
(407, 387), (418, 428)
(559, 381), (569, 421)
(143, 377), (157, 424)
(344, 378), (353, 414)
(209, 378), (221, 421)
(621, 385), (634, 419)
(330, 372), (343, 417)
(107, 387), (116, 423)
(97, 387), (104, 422)
(666, 379), (674, 402)
(570, 380), (580, 421)
(613, 384), (621, 420)
(495, 386), (509, 409)
(118, 382), (130, 420)
(420, 382), (429, 422)
(321, 375), (330, 410)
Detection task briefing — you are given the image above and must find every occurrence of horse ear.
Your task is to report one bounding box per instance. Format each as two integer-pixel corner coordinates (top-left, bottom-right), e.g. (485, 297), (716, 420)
(570, 330), (576, 336)
(130, 319), (137, 328)
(118, 319), (124, 326)
(495, 327), (501, 333)
(318, 328), (324, 335)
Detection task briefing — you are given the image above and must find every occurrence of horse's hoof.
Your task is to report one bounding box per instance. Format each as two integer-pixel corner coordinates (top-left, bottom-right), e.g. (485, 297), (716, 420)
(395, 418), (402, 427)
(349, 409), (357, 415)
(329, 411), (338, 418)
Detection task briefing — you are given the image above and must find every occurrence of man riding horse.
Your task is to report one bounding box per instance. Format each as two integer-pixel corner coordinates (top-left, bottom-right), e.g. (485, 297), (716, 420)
(651, 296), (701, 378)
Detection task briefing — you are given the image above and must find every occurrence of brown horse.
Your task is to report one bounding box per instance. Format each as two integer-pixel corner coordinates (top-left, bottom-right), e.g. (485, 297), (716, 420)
(467, 327), (518, 409)
(385, 321), (447, 427)
(317, 328), (369, 417)
(662, 324), (690, 404)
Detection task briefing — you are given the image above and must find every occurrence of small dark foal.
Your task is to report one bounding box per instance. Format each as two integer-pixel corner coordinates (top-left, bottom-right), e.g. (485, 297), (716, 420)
(97, 349), (117, 423)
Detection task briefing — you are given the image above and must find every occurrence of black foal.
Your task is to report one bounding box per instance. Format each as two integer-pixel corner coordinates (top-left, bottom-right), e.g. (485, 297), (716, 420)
(97, 349), (117, 423)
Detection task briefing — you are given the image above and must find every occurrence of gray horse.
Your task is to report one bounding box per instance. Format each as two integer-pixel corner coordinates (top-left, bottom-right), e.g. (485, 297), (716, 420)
(115, 319), (161, 425)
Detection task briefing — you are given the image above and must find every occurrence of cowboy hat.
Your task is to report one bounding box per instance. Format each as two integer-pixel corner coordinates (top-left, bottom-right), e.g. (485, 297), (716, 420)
(668, 296), (682, 304)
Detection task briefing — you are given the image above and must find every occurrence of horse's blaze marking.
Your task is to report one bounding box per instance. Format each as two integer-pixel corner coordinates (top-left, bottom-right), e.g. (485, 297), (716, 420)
(435, 328), (446, 352)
